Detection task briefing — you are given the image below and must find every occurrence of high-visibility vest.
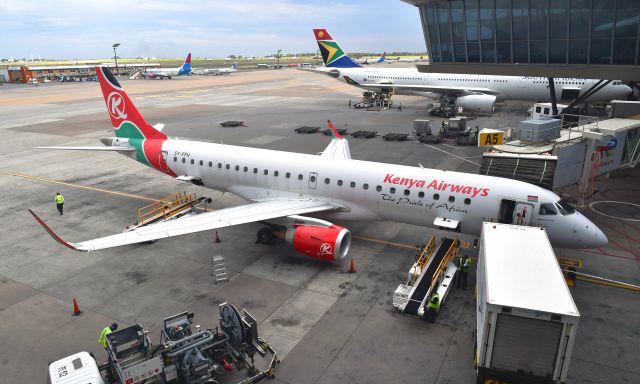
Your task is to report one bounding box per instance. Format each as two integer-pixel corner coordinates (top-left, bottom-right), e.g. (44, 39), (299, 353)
(427, 293), (440, 310)
(462, 257), (471, 273)
(56, 195), (64, 204)
(99, 326), (112, 348)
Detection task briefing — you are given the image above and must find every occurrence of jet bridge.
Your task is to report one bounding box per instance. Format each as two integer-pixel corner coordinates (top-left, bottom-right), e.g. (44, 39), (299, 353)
(393, 237), (459, 317)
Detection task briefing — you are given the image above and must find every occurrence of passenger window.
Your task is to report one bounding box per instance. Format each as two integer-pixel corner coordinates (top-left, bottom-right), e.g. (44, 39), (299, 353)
(209, 162), (213, 167)
(182, 158), (186, 163)
(173, 157), (177, 162)
(286, 172), (291, 178)
(464, 198), (471, 205)
(434, 193), (440, 200)
(325, 178), (330, 184)
(350, 181), (355, 188)
(243, 166), (248, 172)
(449, 196), (455, 202)
(253, 168), (258, 174)
(337, 180), (343, 186)
(298, 174), (303, 180)
(190, 159), (195, 164)
(226, 164), (230, 169)
(539, 203), (558, 215)
(310, 175), (316, 182)
(263, 169), (268, 175)
(363, 183), (369, 190)
(218, 163), (222, 168)
(404, 189), (410, 196)
(199, 160), (203, 166)
(235, 165), (239, 171)
(418, 191), (425, 198)
(390, 187), (396, 194)
(376, 185), (382, 192)
(274, 171), (279, 177)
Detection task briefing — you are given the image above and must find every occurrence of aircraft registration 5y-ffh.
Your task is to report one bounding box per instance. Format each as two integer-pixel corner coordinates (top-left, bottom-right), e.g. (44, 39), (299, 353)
(30, 67), (607, 261)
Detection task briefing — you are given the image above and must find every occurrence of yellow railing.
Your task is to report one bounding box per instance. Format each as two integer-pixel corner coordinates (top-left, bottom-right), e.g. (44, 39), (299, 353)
(412, 236), (436, 282)
(426, 239), (459, 296)
(137, 192), (197, 225)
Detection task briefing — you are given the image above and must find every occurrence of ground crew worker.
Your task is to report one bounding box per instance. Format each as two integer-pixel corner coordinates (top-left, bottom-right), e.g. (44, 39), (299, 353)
(474, 125), (480, 137)
(425, 292), (440, 323)
(439, 121), (446, 136)
(457, 255), (472, 290)
(55, 192), (64, 215)
(99, 323), (118, 349)
(348, 100), (352, 108)
(398, 103), (402, 112)
(415, 244), (422, 261)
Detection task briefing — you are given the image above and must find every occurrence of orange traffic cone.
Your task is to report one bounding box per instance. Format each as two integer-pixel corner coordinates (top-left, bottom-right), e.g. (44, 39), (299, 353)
(72, 298), (82, 316)
(348, 259), (356, 273)
(214, 231), (221, 243)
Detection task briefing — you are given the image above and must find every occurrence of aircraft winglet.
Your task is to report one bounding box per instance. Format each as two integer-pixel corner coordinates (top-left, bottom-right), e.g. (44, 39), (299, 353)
(28, 209), (83, 251)
(327, 120), (344, 140)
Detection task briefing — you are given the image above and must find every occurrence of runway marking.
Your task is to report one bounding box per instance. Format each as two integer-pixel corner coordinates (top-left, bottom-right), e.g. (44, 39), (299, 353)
(0, 171), (157, 202)
(421, 143), (481, 166)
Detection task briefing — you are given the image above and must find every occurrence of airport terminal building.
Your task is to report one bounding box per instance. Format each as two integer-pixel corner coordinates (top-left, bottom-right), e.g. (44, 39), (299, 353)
(402, 0), (640, 80)
(1, 63), (160, 83)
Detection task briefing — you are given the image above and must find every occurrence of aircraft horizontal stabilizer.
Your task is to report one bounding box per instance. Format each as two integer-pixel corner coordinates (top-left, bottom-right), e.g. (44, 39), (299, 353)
(36, 146), (135, 151)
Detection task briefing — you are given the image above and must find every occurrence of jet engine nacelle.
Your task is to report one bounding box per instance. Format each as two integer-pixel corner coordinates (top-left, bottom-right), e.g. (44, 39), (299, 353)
(455, 95), (496, 113)
(285, 224), (351, 261)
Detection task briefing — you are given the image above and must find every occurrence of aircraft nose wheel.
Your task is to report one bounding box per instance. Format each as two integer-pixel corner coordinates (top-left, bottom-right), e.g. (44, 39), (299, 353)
(256, 227), (276, 245)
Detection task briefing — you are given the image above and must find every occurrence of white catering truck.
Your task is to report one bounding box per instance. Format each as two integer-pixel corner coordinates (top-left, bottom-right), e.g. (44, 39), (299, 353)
(475, 223), (580, 384)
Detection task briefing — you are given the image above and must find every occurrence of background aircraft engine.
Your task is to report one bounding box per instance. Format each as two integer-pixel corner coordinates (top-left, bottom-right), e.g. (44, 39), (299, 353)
(455, 95), (496, 113)
(285, 224), (351, 261)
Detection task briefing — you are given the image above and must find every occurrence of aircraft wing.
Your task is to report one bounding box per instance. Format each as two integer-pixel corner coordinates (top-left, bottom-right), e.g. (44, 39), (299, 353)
(356, 83), (501, 97)
(29, 198), (340, 252)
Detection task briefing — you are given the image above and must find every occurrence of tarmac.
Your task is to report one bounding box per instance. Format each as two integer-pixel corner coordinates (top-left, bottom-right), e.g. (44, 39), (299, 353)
(0, 68), (638, 384)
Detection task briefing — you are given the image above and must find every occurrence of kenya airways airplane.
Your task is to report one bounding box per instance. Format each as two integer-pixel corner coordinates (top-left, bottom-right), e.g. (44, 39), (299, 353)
(144, 53), (192, 79)
(30, 67), (607, 260)
(312, 29), (631, 113)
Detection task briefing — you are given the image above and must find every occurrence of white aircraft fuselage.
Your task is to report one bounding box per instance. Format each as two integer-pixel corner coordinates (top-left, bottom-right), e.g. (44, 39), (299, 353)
(325, 67), (631, 103)
(156, 138), (606, 249)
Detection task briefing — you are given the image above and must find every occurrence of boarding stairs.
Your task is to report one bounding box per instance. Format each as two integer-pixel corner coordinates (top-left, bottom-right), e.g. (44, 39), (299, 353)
(129, 68), (144, 80)
(393, 237), (459, 317)
(126, 192), (207, 230)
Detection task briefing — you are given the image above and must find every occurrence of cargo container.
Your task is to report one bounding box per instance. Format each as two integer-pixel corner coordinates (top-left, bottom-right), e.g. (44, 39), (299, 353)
(476, 223), (579, 384)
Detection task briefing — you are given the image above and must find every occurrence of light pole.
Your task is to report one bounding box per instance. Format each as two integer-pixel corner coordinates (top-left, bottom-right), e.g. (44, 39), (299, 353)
(277, 49), (282, 67)
(112, 43), (120, 75)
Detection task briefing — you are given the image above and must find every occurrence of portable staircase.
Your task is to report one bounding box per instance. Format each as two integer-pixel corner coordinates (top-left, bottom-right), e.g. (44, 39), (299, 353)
(129, 68), (144, 80)
(393, 237), (459, 317)
(128, 192), (207, 230)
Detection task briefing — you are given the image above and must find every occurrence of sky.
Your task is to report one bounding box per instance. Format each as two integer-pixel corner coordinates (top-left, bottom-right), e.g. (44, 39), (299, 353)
(0, 0), (426, 60)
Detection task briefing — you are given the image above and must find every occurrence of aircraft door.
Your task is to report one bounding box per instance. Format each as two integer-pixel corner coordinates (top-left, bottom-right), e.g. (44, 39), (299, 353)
(159, 151), (169, 172)
(514, 202), (534, 226)
(308, 172), (318, 189)
(498, 199), (516, 224)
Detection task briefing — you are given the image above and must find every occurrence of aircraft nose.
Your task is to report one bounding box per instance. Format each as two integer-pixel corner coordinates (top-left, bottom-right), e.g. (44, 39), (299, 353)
(593, 225), (608, 247)
(576, 214), (608, 248)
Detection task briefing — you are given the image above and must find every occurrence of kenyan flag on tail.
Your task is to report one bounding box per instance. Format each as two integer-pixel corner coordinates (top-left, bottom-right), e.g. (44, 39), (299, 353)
(95, 66), (174, 176)
(313, 29), (361, 68)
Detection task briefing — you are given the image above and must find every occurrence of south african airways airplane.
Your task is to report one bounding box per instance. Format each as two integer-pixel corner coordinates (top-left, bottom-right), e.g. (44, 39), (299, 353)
(311, 29), (631, 114)
(30, 67), (607, 260)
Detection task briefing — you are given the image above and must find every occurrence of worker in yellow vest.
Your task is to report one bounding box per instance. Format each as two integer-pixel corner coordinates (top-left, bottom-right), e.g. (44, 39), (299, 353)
(99, 323), (118, 349)
(55, 192), (64, 215)
(425, 292), (440, 323)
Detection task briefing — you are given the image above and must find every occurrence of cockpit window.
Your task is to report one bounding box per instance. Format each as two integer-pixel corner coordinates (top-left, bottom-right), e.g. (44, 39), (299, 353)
(539, 203), (557, 215)
(555, 200), (576, 215)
